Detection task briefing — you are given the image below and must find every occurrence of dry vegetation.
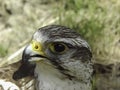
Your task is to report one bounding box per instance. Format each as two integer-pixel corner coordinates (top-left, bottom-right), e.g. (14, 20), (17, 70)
(0, 0), (120, 90)
(57, 1), (120, 89)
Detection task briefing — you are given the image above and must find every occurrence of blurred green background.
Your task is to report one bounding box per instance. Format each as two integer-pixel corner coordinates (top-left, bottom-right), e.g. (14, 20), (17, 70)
(0, 0), (120, 90)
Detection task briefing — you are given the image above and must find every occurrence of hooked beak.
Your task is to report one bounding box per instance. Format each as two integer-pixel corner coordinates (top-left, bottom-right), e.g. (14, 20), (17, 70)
(13, 40), (47, 80)
(22, 40), (47, 63)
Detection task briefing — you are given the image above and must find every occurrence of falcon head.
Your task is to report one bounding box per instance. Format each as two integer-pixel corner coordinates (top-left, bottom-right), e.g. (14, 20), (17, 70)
(22, 25), (93, 83)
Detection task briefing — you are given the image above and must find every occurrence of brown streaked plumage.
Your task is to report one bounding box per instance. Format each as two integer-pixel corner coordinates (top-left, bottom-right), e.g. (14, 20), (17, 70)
(13, 25), (93, 90)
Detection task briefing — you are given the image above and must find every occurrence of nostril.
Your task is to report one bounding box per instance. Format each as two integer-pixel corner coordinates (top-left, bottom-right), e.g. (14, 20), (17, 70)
(35, 45), (39, 49)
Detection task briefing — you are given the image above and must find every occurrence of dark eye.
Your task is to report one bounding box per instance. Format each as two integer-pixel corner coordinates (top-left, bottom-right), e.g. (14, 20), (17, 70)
(49, 43), (68, 54)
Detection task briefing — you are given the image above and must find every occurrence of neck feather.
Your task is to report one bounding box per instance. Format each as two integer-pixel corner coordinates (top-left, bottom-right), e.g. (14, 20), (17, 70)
(34, 62), (92, 90)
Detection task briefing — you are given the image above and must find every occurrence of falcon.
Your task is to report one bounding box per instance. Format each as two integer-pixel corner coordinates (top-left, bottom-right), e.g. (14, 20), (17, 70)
(13, 25), (93, 90)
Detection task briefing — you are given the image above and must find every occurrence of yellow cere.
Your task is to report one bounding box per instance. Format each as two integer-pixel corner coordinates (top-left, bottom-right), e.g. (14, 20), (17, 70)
(31, 40), (45, 56)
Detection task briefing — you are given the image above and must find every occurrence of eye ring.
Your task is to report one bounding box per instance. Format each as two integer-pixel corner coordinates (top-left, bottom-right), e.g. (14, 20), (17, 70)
(49, 43), (68, 54)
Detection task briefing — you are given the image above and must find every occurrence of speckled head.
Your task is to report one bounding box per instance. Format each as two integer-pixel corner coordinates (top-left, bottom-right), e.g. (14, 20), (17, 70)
(23, 25), (93, 90)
